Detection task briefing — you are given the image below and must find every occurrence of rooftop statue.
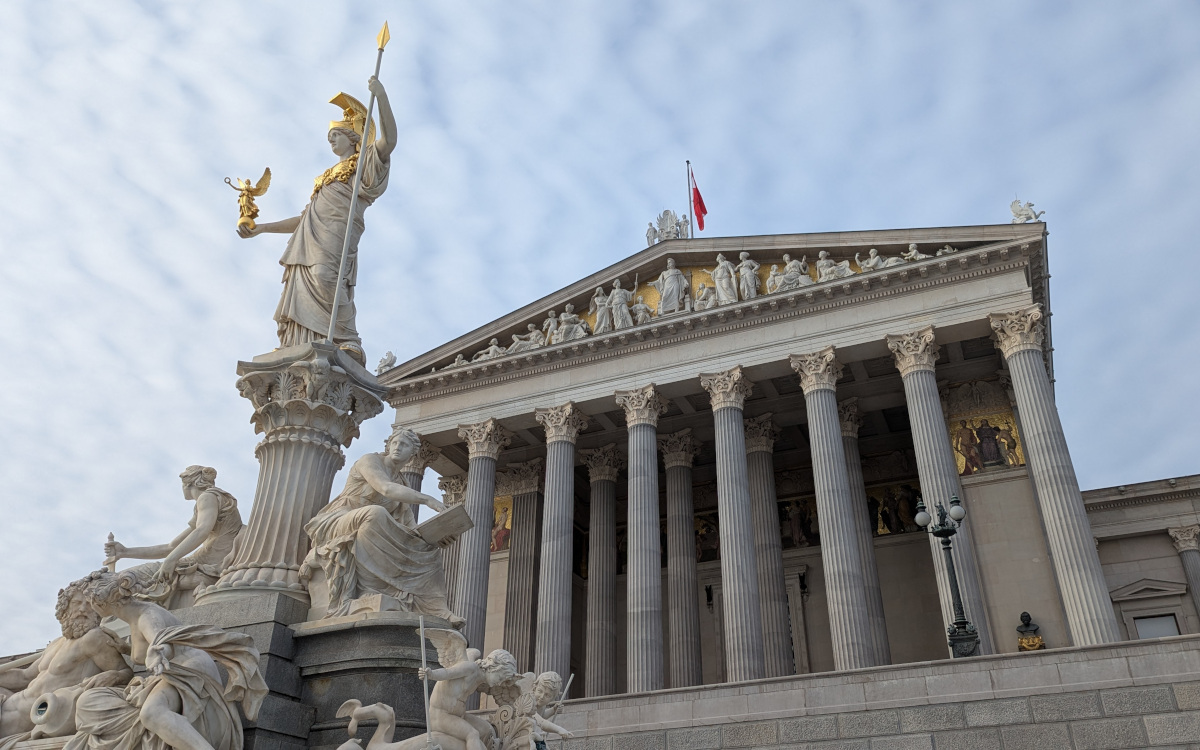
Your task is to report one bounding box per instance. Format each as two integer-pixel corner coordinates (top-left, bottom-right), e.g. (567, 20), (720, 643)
(589, 287), (613, 334)
(237, 77), (398, 367)
(0, 578), (133, 744)
(471, 338), (506, 363)
(645, 222), (659, 247)
(735, 252), (761, 300)
(1010, 198), (1045, 224)
(552, 304), (589, 344)
(705, 253), (740, 305)
(901, 243), (931, 262)
(103, 466), (244, 609)
(375, 351), (396, 375)
(855, 248), (905, 272)
(507, 324), (546, 354)
(62, 570), (267, 750)
(301, 426), (465, 623)
(815, 250), (855, 282)
(649, 258), (689, 315)
(607, 279), (635, 330)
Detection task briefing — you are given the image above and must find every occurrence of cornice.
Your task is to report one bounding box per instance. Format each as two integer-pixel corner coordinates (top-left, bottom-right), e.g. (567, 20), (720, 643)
(1084, 488), (1200, 513)
(387, 237), (1043, 407)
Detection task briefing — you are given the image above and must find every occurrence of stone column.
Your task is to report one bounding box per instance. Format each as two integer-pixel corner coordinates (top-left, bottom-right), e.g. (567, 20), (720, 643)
(1169, 526), (1200, 619)
(503, 458), (544, 673)
(837, 398), (891, 664)
(743, 413), (796, 677)
(886, 326), (994, 654)
(989, 305), (1121, 645)
(699, 366), (766, 682)
(789, 348), (878, 670)
(658, 429), (703, 688)
(533, 403), (589, 680)
(399, 439), (441, 525)
(614, 384), (669, 693)
(582, 444), (622, 697)
(197, 343), (384, 604)
(455, 418), (511, 655)
(437, 475), (467, 609)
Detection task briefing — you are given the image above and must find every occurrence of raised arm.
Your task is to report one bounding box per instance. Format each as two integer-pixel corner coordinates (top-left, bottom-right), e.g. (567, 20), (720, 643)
(367, 76), (397, 160)
(358, 454), (445, 513)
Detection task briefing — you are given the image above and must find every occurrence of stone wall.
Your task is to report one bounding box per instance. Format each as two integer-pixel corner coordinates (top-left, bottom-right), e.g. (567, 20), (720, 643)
(544, 635), (1200, 750)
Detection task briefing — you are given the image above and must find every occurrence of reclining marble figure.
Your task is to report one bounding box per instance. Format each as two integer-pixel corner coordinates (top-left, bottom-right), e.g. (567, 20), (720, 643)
(0, 578), (133, 746)
(62, 570), (267, 750)
(301, 426), (466, 623)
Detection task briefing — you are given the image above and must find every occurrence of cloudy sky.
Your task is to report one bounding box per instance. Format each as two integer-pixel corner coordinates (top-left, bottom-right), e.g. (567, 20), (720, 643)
(1, 2), (1197, 651)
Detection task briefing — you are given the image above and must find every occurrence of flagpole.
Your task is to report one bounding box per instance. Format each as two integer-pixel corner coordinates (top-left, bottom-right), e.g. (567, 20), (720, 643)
(685, 160), (692, 238)
(327, 21), (391, 345)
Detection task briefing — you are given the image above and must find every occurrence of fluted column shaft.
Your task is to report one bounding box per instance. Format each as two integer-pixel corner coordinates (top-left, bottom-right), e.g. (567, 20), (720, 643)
(1169, 526), (1200, 619)
(887, 327), (994, 654)
(583, 444), (621, 697)
(534, 403), (588, 681)
(840, 426), (891, 664)
(437, 475), (467, 610)
(660, 430), (703, 688)
(790, 348), (878, 670)
(504, 481), (542, 672)
(990, 306), (1121, 645)
(700, 367), (765, 682)
(199, 343), (383, 604)
(745, 415), (795, 677)
(455, 419), (510, 658)
(616, 385), (668, 692)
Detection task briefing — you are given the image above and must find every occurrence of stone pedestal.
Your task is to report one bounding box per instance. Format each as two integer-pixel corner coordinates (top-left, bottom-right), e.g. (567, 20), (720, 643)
(196, 344), (385, 605)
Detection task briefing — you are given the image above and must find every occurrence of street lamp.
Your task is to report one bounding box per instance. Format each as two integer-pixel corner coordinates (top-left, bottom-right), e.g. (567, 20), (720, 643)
(914, 495), (980, 658)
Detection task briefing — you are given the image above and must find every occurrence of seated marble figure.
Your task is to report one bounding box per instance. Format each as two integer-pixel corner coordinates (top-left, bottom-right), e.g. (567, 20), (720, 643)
(301, 426), (465, 624)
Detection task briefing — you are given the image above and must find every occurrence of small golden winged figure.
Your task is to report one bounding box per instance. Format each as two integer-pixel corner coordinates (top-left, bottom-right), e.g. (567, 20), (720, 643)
(225, 167), (272, 231)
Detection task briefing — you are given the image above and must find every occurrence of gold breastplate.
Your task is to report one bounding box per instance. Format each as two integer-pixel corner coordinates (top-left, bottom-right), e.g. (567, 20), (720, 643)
(312, 154), (358, 199)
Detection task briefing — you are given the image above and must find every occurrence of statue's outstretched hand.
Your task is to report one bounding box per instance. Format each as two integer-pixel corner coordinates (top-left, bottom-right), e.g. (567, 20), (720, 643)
(237, 224), (264, 239)
(103, 539), (126, 566)
(421, 494), (446, 513)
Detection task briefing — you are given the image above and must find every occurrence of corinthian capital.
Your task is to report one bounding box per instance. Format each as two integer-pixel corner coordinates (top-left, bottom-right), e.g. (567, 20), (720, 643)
(505, 457), (544, 496)
(886, 325), (940, 377)
(457, 418), (512, 460)
(535, 402), (590, 444)
(1169, 525), (1200, 553)
(400, 439), (442, 475)
(615, 384), (669, 427)
(789, 346), (842, 394)
(988, 304), (1046, 359)
(837, 397), (863, 438)
(438, 474), (467, 506)
(658, 429), (701, 469)
(743, 413), (780, 454)
(582, 443), (623, 483)
(699, 365), (754, 411)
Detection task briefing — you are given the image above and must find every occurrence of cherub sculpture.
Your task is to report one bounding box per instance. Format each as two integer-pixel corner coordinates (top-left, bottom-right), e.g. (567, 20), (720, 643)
(224, 168), (271, 231)
(417, 628), (518, 750)
(1009, 198), (1045, 223)
(490, 672), (574, 750)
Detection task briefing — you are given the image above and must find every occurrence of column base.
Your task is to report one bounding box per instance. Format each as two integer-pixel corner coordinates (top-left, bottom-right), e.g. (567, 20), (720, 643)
(948, 623), (981, 658)
(193, 566), (309, 607)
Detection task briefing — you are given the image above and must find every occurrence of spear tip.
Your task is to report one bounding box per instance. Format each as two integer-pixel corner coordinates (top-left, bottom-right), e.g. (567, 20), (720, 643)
(377, 21), (391, 50)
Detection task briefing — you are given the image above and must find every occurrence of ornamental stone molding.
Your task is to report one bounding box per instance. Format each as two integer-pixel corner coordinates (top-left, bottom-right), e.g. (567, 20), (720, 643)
(235, 343), (386, 460)
(989, 303), (1046, 359)
(615, 384), (669, 427)
(743, 413), (781, 454)
(886, 325), (940, 377)
(789, 346), (843, 394)
(457, 418), (512, 460)
(699, 365), (754, 411)
(658, 428), (701, 469)
(582, 443), (623, 483)
(837, 397), (863, 439)
(505, 457), (545, 496)
(1169, 525), (1200, 553)
(535, 402), (590, 444)
(438, 474), (468, 506)
(400, 439), (441, 475)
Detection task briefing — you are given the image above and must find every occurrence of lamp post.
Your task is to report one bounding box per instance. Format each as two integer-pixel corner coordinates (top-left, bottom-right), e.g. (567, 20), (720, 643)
(914, 495), (980, 658)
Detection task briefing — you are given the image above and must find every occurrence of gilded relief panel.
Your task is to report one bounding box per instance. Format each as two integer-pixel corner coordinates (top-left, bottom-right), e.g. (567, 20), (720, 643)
(490, 495), (512, 553)
(943, 379), (1026, 477)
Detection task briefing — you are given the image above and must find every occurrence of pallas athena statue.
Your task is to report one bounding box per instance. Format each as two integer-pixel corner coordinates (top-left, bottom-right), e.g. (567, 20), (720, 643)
(238, 77), (397, 366)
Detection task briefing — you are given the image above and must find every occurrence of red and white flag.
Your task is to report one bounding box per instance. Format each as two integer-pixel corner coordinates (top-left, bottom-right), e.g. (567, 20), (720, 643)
(689, 165), (708, 231)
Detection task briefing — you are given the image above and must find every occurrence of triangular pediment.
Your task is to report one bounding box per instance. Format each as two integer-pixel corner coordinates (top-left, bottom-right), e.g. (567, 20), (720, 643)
(1110, 578), (1188, 602)
(378, 223), (1044, 384)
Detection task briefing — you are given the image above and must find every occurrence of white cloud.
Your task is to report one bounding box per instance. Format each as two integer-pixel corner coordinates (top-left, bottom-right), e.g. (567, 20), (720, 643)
(0, 1), (1197, 650)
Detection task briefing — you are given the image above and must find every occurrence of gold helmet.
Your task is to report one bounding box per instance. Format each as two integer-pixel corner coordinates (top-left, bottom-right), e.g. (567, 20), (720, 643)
(328, 92), (376, 144)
